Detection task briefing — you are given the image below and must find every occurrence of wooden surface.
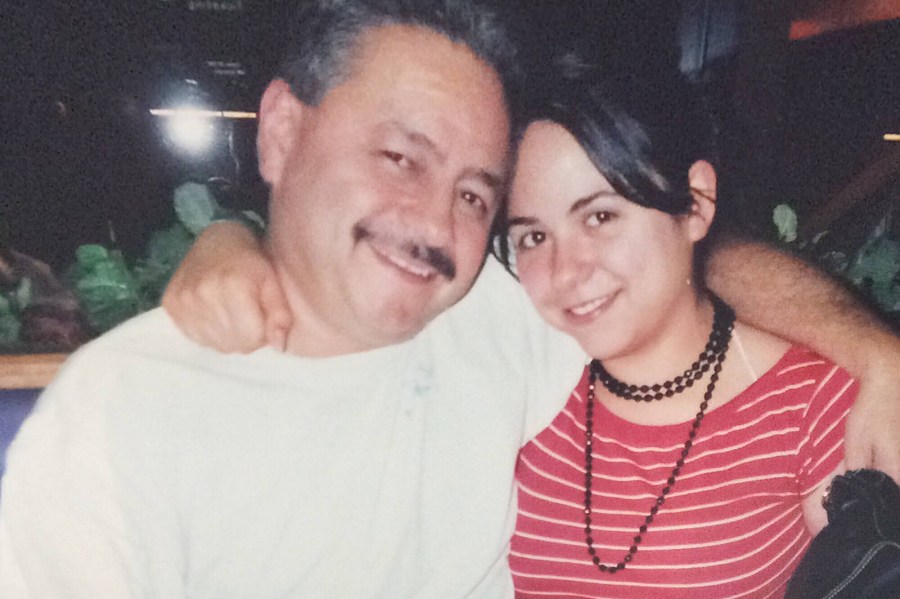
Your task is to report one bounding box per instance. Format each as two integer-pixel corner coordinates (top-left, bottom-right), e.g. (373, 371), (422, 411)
(0, 353), (66, 389)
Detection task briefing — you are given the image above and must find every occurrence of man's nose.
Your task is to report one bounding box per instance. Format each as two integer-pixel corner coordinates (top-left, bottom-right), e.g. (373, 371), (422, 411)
(403, 186), (454, 248)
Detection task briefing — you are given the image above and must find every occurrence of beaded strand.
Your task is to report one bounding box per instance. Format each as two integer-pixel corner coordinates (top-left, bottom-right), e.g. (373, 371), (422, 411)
(582, 296), (735, 573)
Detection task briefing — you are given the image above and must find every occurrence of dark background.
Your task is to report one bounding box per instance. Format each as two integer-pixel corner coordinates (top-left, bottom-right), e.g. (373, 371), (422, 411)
(2, 1), (898, 271)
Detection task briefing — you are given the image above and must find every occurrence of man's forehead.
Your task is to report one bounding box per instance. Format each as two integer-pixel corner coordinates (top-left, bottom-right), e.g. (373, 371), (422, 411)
(335, 25), (511, 162)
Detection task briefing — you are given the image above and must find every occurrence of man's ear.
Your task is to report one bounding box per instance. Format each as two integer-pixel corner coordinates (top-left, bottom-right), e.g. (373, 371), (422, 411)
(257, 79), (307, 186)
(685, 159), (717, 242)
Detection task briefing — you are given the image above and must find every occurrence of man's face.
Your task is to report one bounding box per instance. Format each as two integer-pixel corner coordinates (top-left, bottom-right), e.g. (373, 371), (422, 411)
(262, 24), (510, 356)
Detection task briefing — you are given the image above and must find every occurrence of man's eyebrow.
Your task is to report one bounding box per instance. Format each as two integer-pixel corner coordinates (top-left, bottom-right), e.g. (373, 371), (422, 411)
(384, 120), (505, 191)
(460, 167), (505, 194)
(385, 120), (444, 160)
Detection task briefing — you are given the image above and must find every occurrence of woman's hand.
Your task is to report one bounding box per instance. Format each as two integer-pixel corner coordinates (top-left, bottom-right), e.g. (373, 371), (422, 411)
(162, 222), (291, 353)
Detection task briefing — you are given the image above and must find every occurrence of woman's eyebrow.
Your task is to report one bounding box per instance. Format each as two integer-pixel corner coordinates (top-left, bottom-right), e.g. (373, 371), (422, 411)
(568, 191), (620, 215)
(507, 190), (620, 227)
(506, 215), (537, 228)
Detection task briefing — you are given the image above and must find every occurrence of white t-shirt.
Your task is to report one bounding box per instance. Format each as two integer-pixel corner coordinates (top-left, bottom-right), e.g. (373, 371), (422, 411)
(0, 259), (585, 599)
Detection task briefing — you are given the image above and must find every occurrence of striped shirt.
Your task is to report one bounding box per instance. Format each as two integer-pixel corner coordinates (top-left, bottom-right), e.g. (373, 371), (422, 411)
(510, 346), (856, 598)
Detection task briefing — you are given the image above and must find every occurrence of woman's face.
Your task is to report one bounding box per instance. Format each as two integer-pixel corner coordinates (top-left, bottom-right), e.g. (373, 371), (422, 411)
(507, 121), (713, 361)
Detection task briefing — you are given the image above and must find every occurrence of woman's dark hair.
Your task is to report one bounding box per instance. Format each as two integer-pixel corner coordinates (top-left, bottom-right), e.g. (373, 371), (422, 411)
(495, 55), (719, 276)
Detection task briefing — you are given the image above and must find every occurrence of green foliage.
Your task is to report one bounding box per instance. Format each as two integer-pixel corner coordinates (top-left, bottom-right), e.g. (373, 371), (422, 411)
(132, 222), (196, 307)
(15, 277), (32, 311)
(70, 244), (141, 333)
(0, 279), (33, 346)
(772, 203), (900, 320)
(66, 182), (263, 334)
(0, 182), (264, 349)
(0, 295), (21, 345)
(174, 183), (220, 235)
(847, 234), (900, 313)
(773, 204), (798, 243)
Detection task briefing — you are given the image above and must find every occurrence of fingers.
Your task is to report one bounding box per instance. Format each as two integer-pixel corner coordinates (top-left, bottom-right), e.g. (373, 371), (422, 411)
(164, 270), (267, 353)
(842, 376), (900, 482)
(261, 275), (292, 351)
(161, 223), (279, 354)
(842, 408), (869, 472)
(873, 447), (900, 483)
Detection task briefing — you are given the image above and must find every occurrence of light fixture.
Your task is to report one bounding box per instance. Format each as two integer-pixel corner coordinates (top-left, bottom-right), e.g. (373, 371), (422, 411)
(884, 133), (900, 142)
(150, 107), (257, 155)
(162, 108), (216, 154)
(149, 108), (256, 119)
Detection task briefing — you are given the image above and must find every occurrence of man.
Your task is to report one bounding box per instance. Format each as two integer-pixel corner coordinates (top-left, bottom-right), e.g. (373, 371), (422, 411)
(0, 2), (583, 597)
(1, 1), (898, 598)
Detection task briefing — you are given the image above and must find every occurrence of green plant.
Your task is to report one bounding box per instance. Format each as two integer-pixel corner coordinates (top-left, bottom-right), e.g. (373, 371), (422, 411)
(68, 244), (142, 334)
(773, 203), (900, 322)
(70, 182), (263, 334)
(0, 289), (24, 345)
(1, 182), (263, 350)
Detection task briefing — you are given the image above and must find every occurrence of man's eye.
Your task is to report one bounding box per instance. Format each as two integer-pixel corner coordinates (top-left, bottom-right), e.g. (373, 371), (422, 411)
(460, 191), (488, 215)
(585, 211), (615, 227)
(382, 150), (411, 169)
(516, 231), (545, 250)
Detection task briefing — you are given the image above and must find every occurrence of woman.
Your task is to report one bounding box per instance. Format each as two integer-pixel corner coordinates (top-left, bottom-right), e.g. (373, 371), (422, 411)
(502, 63), (850, 597)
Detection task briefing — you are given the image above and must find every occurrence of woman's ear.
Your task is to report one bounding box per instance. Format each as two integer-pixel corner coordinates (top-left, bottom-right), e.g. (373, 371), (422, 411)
(685, 159), (717, 242)
(257, 80), (307, 186)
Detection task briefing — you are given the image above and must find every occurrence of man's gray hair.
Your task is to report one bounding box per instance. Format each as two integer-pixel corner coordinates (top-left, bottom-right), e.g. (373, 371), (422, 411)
(278, 0), (521, 106)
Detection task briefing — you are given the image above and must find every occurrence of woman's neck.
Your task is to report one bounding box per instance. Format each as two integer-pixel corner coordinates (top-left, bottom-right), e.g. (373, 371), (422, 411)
(598, 291), (715, 389)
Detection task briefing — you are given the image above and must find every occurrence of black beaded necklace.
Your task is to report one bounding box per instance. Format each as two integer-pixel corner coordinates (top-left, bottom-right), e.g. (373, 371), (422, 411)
(582, 295), (735, 574)
(591, 297), (732, 401)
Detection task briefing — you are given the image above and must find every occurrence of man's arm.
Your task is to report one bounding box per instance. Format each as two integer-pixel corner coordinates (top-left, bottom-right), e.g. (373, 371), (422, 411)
(163, 224), (900, 478)
(706, 237), (900, 478)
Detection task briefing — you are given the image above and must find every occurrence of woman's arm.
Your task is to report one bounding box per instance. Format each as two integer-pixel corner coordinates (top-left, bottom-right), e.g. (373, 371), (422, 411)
(707, 237), (900, 479)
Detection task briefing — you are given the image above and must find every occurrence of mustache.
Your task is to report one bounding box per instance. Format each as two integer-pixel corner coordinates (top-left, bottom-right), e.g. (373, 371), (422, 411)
(353, 223), (456, 280)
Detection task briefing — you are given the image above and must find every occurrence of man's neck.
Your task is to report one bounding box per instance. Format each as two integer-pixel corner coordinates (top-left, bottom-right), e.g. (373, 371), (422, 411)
(271, 263), (401, 359)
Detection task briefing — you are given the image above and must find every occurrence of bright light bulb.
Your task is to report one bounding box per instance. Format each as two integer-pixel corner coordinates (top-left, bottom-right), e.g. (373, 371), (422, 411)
(166, 110), (215, 154)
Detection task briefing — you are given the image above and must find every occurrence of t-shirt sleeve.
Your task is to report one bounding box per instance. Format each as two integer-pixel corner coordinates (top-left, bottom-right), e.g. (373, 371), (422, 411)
(795, 357), (857, 496)
(468, 260), (588, 442)
(0, 348), (184, 599)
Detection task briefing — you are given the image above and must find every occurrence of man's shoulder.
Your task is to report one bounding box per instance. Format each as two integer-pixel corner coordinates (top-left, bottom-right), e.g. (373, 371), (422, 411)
(83, 307), (189, 354)
(50, 307), (233, 396)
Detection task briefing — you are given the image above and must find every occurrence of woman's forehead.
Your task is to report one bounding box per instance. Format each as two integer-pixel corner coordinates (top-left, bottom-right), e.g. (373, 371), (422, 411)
(510, 121), (612, 211)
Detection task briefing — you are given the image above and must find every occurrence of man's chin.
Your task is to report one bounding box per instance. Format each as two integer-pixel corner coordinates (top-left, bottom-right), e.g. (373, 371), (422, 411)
(359, 300), (443, 345)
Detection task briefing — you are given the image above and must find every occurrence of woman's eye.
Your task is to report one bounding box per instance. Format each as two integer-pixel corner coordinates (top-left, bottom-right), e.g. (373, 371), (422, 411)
(585, 211), (615, 227)
(516, 231), (545, 250)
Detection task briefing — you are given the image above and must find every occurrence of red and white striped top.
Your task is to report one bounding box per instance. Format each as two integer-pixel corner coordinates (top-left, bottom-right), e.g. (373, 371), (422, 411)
(510, 346), (856, 598)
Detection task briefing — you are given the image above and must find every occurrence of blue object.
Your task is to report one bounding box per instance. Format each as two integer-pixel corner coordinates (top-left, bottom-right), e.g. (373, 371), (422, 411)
(0, 388), (40, 480)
